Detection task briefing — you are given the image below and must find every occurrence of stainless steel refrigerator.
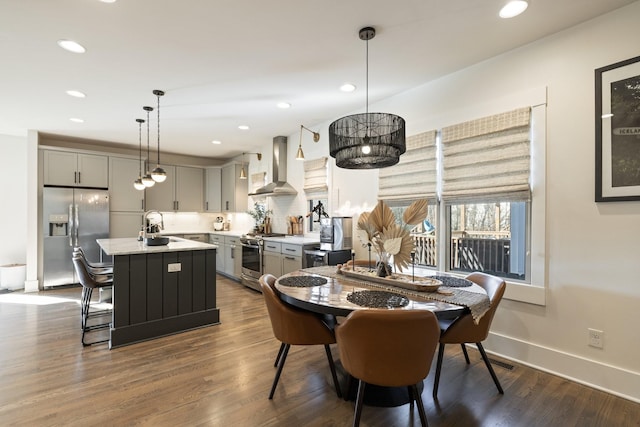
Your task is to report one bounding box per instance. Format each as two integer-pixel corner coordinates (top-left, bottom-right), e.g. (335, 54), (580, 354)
(43, 187), (110, 287)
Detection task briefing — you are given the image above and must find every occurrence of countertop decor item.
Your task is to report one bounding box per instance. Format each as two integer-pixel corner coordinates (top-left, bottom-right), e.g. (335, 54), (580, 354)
(329, 27), (406, 169)
(339, 264), (441, 292)
(357, 199), (428, 277)
(247, 202), (272, 232)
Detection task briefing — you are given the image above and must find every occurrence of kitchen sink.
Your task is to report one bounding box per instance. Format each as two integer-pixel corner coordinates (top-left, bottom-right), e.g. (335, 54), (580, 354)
(144, 236), (170, 246)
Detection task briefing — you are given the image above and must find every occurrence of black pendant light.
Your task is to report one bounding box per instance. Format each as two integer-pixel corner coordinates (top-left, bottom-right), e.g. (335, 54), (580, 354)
(151, 89), (167, 183)
(141, 106), (155, 187)
(133, 118), (145, 190)
(329, 27), (406, 169)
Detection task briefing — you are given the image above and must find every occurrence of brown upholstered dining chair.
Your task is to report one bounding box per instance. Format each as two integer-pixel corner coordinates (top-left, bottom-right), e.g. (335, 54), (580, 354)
(432, 271), (507, 398)
(335, 309), (440, 427)
(259, 274), (342, 399)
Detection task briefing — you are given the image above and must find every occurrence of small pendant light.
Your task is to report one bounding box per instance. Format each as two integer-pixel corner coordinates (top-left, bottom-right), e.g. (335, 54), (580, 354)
(141, 106), (155, 187)
(151, 89), (167, 183)
(133, 118), (146, 190)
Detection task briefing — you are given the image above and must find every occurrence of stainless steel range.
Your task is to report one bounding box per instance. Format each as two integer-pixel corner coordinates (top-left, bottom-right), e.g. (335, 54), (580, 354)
(240, 233), (285, 292)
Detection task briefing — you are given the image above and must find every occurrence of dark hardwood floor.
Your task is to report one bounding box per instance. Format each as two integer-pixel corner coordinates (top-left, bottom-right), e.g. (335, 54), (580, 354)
(0, 275), (638, 426)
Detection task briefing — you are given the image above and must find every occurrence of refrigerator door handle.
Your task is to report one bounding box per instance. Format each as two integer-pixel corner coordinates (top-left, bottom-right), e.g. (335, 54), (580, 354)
(68, 204), (74, 247)
(74, 204), (79, 246)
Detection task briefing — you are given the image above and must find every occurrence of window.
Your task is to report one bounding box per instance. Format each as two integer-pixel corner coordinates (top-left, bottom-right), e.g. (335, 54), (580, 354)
(448, 201), (528, 280)
(377, 100), (546, 304)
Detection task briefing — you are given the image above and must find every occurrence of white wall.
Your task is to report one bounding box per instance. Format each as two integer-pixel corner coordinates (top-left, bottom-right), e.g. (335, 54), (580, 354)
(266, 2), (640, 401)
(0, 134), (28, 270)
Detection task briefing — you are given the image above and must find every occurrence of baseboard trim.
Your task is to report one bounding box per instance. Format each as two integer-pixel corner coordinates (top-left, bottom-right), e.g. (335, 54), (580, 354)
(484, 332), (640, 404)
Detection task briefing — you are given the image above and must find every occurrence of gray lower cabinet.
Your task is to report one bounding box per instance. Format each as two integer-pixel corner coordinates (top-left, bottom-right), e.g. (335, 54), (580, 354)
(209, 234), (225, 274)
(222, 235), (241, 280)
(262, 241), (307, 276)
(263, 251), (282, 277)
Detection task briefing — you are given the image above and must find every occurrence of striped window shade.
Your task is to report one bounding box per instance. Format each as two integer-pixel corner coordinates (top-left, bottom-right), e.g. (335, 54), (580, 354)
(378, 130), (437, 202)
(303, 157), (328, 194)
(251, 172), (266, 193)
(441, 107), (531, 203)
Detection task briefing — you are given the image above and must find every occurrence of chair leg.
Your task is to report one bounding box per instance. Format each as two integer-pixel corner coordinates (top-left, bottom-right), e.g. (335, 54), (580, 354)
(274, 342), (285, 367)
(324, 345), (342, 398)
(353, 379), (366, 427)
(345, 375), (356, 401)
(461, 343), (470, 364)
(432, 342), (445, 398)
(412, 384), (429, 427)
(476, 342), (504, 394)
(269, 343), (290, 399)
(408, 385), (414, 408)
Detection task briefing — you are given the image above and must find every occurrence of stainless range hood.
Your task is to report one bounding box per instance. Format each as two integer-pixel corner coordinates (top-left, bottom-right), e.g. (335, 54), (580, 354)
(249, 136), (298, 197)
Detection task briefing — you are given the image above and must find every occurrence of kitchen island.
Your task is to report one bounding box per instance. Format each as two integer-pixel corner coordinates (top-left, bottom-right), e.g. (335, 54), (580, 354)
(97, 237), (219, 348)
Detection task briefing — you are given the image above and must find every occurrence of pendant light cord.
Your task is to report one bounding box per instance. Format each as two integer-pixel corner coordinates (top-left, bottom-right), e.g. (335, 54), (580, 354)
(138, 120), (143, 176)
(157, 94), (161, 164)
(146, 108), (151, 171)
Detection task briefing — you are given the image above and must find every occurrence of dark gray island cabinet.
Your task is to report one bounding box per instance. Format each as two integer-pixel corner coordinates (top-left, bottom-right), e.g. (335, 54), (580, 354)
(97, 237), (220, 348)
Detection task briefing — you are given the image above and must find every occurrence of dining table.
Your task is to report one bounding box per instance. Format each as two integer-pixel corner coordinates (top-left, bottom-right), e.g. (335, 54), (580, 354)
(274, 265), (492, 407)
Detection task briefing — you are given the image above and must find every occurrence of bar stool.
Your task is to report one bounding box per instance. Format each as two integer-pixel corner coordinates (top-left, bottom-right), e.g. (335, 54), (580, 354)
(72, 253), (113, 346)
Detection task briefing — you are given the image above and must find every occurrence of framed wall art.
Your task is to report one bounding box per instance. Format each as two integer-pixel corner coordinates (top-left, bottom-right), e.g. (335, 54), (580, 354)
(595, 55), (640, 202)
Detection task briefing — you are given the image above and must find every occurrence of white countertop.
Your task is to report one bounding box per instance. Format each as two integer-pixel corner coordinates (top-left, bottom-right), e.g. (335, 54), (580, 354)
(97, 237), (217, 256)
(262, 235), (319, 245)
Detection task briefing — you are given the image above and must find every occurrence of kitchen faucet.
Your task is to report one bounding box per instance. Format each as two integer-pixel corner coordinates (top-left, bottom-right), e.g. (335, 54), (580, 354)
(143, 210), (164, 240)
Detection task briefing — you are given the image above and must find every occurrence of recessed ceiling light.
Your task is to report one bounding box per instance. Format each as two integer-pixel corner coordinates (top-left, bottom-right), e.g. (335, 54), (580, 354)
(57, 39), (86, 53)
(238, 125), (250, 130)
(70, 118), (84, 123)
(66, 90), (86, 98)
(211, 140), (222, 145)
(340, 83), (356, 92)
(499, 0), (528, 18)
(277, 102), (291, 109)
(100, 0), (117, 3)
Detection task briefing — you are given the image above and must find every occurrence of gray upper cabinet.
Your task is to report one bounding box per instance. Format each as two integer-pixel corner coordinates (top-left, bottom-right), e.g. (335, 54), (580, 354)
(109, 156), (145, 212)
(205, 167), (222, 212)
(221, 163), (247, 212)
(176, 166), (204, 212)
(43, 150), (108, 188)
(146, 165), (203, 212)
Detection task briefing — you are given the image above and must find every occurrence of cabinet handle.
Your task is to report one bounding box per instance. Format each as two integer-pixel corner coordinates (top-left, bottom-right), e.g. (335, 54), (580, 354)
(78, 171), (81, 183)
(176, 201), (179, 210)
(284, 256), (296, 261)
(285, 248), (295, 252)
(74, 171), (77, 184)
(206, 201), (209, 210)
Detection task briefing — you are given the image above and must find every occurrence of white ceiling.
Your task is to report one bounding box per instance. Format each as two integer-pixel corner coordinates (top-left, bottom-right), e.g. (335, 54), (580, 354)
(0, 0), (635, 159)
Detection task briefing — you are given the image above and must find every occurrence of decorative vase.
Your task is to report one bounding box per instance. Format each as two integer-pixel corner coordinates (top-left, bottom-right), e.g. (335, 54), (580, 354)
(376, 261), (392, 277)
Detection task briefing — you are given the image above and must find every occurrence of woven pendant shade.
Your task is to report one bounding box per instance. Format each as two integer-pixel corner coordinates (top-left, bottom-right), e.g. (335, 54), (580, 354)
(329, 112), (406, 169)
(328, 26), (406, 169)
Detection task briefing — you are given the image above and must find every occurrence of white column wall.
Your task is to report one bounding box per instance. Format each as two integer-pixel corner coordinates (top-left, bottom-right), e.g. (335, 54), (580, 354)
(0, 134), (28, 285)
(268, 2), (640, 401)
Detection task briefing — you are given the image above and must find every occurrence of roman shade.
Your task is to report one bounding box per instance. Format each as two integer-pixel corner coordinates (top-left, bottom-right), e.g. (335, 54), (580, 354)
(441, 107), (531, 203)
(303, 157), (328, 194)
(378, 130), (437, 202)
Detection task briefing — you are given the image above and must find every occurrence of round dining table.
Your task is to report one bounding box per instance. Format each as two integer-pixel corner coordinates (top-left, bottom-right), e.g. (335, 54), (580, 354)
(275, 268), (468, 320)
(273, 266), (474, 407)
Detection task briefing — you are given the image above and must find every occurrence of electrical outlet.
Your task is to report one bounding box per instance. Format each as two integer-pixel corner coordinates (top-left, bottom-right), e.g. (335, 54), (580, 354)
(588, 328), (604, 348)
(167, 263), (182, 273)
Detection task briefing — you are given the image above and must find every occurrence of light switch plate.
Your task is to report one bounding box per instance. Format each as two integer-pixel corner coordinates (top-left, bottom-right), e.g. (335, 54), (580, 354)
(168, 263), (182, 272)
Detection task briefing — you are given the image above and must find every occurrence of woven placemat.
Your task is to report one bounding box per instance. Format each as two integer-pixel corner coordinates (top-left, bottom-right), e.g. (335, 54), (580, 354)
(347, 290), (409, 308)
(430, 275), (473, 288)
(278, 276), (328, 287)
